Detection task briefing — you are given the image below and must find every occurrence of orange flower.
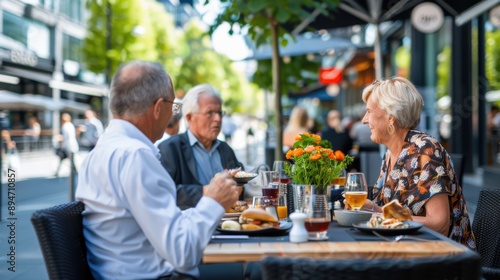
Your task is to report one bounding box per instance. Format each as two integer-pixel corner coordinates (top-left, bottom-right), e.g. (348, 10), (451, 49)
(293, 148), (304, 157)
(334, 150), (345, 161)
(304, 145), (315, 153)
(310, 152), (321, 160)
(283, 133), (354, 190)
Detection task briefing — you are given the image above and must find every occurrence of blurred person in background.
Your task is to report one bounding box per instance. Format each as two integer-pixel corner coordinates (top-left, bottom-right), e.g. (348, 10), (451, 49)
(54, 113), (79, 177)
(222, 113), (237, 144)
(79, 110), (104, 151)
(283, 106), (310, 151)
(320, 110), (353, 155)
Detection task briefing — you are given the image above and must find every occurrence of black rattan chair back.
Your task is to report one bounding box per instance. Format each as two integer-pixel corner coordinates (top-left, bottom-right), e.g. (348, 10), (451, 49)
(31, 201), (93, 280)
(472, 187), (500, 279)
(260, 253), (481, 280)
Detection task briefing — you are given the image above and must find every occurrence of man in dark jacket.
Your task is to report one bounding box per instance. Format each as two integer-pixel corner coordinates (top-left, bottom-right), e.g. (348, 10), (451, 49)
(158, 84), (241, 209)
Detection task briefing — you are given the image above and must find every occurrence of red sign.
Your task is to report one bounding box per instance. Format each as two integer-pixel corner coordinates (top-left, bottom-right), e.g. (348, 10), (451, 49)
(319, 67), (343, 84)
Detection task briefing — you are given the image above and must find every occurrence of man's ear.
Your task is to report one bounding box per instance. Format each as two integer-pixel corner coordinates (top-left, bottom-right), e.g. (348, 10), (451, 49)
(152, 98), (163, 120)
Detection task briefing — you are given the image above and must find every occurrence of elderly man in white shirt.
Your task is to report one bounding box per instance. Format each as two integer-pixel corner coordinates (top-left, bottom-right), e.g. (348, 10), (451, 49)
(76, 60), (239, 280)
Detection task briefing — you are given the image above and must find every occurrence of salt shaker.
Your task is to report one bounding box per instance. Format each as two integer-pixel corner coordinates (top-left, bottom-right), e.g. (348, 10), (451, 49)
(289, 211), (308, 243)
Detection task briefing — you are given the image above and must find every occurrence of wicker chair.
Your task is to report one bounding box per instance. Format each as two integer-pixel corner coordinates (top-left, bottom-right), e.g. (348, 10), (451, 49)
(472, 188), (500, 280)
(31, 201), (93, 280)
(260, 253), (481, 280)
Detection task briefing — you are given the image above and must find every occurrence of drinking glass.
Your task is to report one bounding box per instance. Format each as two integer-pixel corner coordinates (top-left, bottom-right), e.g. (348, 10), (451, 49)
(332, 169), (347, 189)
(277, 194), (288, 222)
(273, 161), (291, 184)
(303, 194), (331, 240)
(260, 171), (279, 199)
(252, 196), (269, 210)
(344, 172), (368, 211)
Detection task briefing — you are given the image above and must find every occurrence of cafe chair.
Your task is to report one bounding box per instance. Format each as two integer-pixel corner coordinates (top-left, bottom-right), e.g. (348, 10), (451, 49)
(260, 253), (481, 280)
(472, 187), (500, 280)
(31, 200), (93, 280)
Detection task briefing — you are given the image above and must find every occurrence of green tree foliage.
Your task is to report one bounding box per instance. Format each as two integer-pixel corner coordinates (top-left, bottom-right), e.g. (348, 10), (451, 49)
(83, 0), (177, 80)
(206, 0), (339, 159)
(175, 19), (258, 114)
(486, 29), (500, 91)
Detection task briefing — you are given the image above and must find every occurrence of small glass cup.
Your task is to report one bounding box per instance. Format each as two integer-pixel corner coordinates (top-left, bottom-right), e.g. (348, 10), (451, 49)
(277, 195), (288, 222)
(252, 196), (269, 210)
(273, 161), (291, 184)
(303, 194), (331, 240)
(332, 169), (347, 189)
(260, 170), (279, 186)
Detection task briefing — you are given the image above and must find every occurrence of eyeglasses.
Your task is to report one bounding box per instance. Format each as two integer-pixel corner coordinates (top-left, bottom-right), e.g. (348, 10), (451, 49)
(196, 110), (226, 119)
(158, 98), (182, 114)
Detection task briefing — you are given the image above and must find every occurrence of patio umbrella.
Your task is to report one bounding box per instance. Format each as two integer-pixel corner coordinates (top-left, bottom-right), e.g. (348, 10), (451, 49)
(292, 0), (492, 78)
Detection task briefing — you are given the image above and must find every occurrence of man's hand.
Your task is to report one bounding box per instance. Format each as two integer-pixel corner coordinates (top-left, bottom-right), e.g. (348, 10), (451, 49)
(204, 171), (239, 210)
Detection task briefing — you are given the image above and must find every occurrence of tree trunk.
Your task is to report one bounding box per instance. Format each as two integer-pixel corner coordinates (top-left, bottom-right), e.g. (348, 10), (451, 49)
(270, 22), (283, 161)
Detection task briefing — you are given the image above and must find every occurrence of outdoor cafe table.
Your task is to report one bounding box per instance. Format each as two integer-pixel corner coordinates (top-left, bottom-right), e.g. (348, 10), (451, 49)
(203, 221), (471, 264)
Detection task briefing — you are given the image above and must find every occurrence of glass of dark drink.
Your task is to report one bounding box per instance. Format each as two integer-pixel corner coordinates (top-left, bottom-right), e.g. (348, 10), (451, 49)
(303, 194), (331, 240)
(272, 161), (291, 184)
(262, 182), (279, 200)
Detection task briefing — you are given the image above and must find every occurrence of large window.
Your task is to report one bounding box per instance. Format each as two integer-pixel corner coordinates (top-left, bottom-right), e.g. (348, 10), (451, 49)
(58, 0), (85, 24)
(2, 12), (51, 59)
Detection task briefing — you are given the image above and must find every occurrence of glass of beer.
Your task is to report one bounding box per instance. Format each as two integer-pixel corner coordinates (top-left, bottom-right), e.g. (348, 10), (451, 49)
(332, 169), (347, 189)
(344, 172), (368, 211)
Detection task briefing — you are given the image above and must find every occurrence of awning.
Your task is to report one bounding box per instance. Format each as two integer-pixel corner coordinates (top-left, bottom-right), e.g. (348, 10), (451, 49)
(289, 85), (336, 101)
(244, 33), (356, 60)
(1, 66), (52, 84)
(0, 90), (90, 112)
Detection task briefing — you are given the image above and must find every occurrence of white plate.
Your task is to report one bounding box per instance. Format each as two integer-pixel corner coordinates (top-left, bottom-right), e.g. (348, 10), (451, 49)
(352, 221), (423, 235)
(223, 212), (242, 218)
(217, 222), (292, 236)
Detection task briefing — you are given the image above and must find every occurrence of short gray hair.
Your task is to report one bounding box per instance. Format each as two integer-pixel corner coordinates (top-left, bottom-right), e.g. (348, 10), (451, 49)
(362, 77), (424, 129)
(109, 60), (174, 118)
(182, 84), (222, 126)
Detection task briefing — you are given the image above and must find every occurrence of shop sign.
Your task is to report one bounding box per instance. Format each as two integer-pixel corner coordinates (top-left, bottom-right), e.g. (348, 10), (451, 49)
(319, 67), (343, 85)
(10, 49), (38, 67)
(411, 2), (444, 33)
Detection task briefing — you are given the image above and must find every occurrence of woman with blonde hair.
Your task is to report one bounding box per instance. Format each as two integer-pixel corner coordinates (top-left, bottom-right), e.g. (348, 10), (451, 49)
(353, 77), (475, 250)
(283, 106), (309, 151)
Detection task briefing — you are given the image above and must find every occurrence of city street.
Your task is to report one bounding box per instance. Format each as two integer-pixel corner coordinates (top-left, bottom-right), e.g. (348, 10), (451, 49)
(0, 137), (483, 279)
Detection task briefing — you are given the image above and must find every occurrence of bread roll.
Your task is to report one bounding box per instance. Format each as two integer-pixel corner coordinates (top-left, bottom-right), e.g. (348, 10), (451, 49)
(382, 200), (413, 221)
(240, 208), (278, 223)
(241, 224), (261, 230)
(221, 220), (241, 230)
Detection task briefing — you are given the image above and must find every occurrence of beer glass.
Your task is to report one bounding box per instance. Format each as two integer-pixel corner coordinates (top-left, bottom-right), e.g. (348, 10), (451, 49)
(344, 172), (368, 210)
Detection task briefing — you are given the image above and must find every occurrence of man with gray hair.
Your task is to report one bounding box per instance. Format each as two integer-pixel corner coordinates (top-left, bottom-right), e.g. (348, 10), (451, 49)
(76, 61), (239, 279)
(158, 84), (241, 209)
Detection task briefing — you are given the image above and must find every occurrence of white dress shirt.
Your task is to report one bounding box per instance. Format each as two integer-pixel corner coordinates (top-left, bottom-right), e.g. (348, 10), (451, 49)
(76, 119), (225, 280)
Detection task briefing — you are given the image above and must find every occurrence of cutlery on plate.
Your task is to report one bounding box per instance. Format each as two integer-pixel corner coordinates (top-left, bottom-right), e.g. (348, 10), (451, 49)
(372, 231), (431, 242)
(211, 235), (249, 239)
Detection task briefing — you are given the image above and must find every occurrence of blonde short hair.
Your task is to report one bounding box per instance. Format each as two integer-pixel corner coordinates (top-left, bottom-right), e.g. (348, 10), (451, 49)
(362, 77), (424, 129)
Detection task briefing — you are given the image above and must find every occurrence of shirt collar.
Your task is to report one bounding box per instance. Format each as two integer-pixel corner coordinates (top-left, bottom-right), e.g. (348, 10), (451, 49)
(107, 119), (161, 159)
(187, 129), (220, 152)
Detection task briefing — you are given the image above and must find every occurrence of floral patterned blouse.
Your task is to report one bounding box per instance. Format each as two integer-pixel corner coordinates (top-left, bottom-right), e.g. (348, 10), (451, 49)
(372, 130), (476, 250)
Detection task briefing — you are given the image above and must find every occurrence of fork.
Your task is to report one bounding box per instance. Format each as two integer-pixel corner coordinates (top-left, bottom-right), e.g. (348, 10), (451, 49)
(372, 231), (431, 242)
